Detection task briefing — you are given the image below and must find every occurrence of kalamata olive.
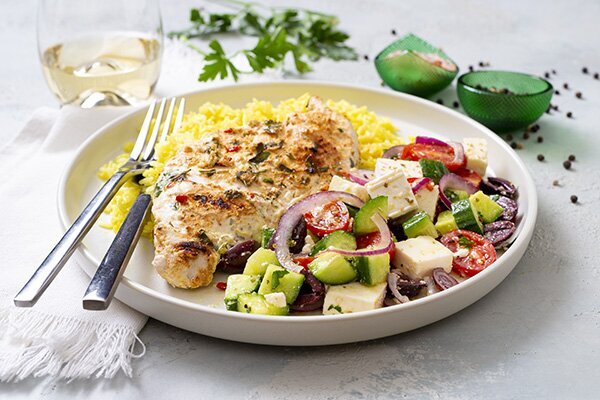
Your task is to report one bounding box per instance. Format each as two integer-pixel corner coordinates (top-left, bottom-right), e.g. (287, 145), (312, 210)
(290, 270), (325, 312)
(432, 268), (459, 290)
(387, 218), (408, 242)
(268, 218), (307, 254)
(217, 240), (259, 273)
(481, 177), (517, 199)
(496, 196), (518, 221)
(388, 270), (426, 299)
(484, 220), (516, 246)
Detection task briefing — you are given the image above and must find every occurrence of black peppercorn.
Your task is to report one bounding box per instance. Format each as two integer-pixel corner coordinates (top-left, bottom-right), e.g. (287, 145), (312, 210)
(563, 160), (572, 169)
(531, 124), (540, 133)
(552, 69), (557, 75)
(510, 142), (517, 149)
(555, 90), (560, 95)
(583, 67), (589, 74)
(570, 195), (578, 204)
(363, 54), (369, 61)
(391, 29), (397, 35)
(453, 101), (459, 108)
(568, 154), (576, 161)
(544, 72), (550, 78)
(537, 136), (544, 143)
(469, 65), (474, 72)
(523, 132), (530, 140)
(567, 111), (573, 118)
(595, 73), (599, 80)
(479, 61), (485, 67)
(563, 83), (569, 89)
(576, 92), (583, 99)
(436, 99), (443, 105)
(537, 154), (545, 161)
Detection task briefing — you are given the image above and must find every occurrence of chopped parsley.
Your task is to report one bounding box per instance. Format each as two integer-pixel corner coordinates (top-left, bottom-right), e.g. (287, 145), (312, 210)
(327, 304), (343, 313)
(458, 236), (474, 248)
(271, 270), (289, 289)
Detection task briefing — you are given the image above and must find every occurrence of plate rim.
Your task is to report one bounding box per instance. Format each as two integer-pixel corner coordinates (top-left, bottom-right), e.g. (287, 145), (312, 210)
(57, 80), (538, 324)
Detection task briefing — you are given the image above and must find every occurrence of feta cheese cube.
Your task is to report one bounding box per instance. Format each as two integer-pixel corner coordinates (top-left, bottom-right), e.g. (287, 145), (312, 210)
(264, 292), (287, 309)
(393, 236), (453, 279)
(323, 282), (387, 315)
(365, 170), (418, 218)
(463, 138), (488, 176)
(329, 175), (370, 202)
(415, 185), (440, 219)
(375, 158), (422, 178)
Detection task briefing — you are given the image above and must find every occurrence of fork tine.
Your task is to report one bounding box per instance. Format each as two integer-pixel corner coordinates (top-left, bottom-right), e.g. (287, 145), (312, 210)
(130, 99), (157, 161)
(157, 98), (176, 145)
(173, 98), (186, 134)
(141, 98), (167, 161)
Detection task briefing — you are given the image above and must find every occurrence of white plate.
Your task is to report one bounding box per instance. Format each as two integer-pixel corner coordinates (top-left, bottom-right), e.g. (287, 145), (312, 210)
(58, 81), (537, 346)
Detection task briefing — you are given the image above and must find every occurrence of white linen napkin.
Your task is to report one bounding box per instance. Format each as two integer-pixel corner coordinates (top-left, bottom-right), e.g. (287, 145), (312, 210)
(0, 106), (148, 382)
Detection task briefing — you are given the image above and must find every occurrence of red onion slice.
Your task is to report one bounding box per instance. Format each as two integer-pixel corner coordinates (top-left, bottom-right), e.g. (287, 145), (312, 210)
(411, 177), (433, 193)
(273, 191), (365, 273)
(382, 145), (405, 159)
(448, 141), (466, 168)
(348, 169), (374, 185)
(438, 173), (478, 208)
(415, 136), (449, 146)
(387, 272), (410, 304)
(328, 214), (393, 257)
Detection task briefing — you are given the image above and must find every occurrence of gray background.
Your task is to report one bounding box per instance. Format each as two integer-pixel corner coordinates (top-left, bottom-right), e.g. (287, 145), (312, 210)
(2, 0), (599, 398)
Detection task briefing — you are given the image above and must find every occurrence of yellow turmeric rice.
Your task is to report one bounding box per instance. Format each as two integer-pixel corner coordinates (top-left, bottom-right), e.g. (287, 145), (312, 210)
(97, 93), (403, 235)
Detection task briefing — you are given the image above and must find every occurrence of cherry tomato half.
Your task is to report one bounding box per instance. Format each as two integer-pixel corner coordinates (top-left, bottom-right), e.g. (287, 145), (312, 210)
(455, 168), (482, 188)
(401, 143), (466, 171)
(293, 255), (315, 269)
(355, 231), (395, 259)
(440, 230), (497, 277)
(304, 201), (351, 237)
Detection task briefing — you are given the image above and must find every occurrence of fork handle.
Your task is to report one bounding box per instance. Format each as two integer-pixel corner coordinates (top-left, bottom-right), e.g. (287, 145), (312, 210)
(14, 170), (130, 307)
(82, 193), (151, 310)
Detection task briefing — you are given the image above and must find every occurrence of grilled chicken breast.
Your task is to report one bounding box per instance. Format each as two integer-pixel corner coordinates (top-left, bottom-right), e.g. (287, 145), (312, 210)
(152, 96), (359, 288)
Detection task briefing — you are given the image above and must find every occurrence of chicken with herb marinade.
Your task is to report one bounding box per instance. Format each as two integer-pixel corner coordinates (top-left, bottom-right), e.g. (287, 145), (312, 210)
(152, 97), (360, 288)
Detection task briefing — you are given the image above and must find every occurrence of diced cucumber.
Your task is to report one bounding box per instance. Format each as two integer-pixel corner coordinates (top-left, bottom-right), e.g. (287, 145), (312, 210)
(435, 210), (458, 234)
(243, 248), (279, 276)
(444, 189), (469, 203)
(452, 199), (483, 234)
(257, 264), (305, 304)
(308, 252), (357, 285)
(224, 274), (261, 311)
(419, 159), (449, 184)
(356, 253), (390, 285)
(237, 292), (289, 315)
(310, 230), (357, 256)
(402, 211), (438, 238)
(261, 227), (275, 248)
(353, 196), (389, 235)
(469, 191), (504, 223)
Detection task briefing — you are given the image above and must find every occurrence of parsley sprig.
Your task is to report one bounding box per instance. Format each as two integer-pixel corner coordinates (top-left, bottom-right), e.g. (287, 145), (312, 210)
(169, 0), (358, 81)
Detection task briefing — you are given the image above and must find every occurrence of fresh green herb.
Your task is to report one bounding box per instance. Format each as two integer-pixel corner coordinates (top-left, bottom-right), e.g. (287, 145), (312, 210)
(224, 189), (243, 200)
(154, 169), (190, 197)
(271, 270), (289, 289)
(261, 227), (275, 248)
(458, 236), (474, 248)
(197, 230), (214, 248)
(327, 304), (343, 313)
(262, 177), (274, 184)
(263, 120), (282, 135)
(249, 143), (270, 164)
(169, 0), (358, 81)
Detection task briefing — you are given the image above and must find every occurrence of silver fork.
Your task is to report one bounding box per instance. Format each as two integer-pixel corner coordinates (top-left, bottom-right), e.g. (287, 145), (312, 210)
(82, 97), (185, 310)
(14, 98), (184, 307)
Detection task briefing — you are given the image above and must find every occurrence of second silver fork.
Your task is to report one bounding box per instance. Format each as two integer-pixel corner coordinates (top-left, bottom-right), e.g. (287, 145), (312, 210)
(82, 97), (185, 310)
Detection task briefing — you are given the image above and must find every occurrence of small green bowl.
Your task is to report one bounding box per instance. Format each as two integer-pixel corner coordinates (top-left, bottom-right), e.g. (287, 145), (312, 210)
(375, 33), (458, 97)
(457, 70), (553, 132)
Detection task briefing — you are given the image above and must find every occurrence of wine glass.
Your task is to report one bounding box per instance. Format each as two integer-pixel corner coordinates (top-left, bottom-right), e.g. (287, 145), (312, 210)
(37, 0), (163, 108)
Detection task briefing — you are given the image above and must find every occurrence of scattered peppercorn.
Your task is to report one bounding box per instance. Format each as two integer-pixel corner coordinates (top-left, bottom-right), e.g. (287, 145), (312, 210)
(510, 142), (517, 149)
(582, 67), (589, 74)
(552, 69), (557, 75)
(553, 180), (560, 187)
(575, 91), (583, 99)
(546, 107), (551, 114)
(555, 90), (560, 95)
(563, 83), (569, 89)
(570, 195), (578, 204)
(568, 154), (576, 161)
(530, 124), (540, 133)
(537, 136), (544, 143)
(537, 154), (545, 161)
(391, 29), (397, 35)
(567, 111), (573, 118)
(563, 160), (572, 169)
(363, 54), (369, 61)
(468, 65), (474, 72)
(516, 143), (524, 149)
(380, 81), (385, 87)
(453, 101), (459, 108)
(595, 73), (600, 80)
(523, 132), (530, 140)
(479, 61), (484, 67)
(544, 72), (550, 78)
(436, 99), (444, 105)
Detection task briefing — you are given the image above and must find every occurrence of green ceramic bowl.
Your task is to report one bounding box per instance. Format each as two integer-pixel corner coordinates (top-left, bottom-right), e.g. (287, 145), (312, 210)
(375, 33), (458, 97)
(457, 70), (553, 132)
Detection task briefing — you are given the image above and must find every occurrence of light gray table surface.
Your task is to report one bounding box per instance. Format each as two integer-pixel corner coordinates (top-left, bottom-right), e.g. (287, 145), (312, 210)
(2, 0), (599, 399)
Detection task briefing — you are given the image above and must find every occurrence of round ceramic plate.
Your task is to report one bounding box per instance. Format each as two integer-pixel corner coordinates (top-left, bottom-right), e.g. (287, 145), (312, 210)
(58, 81), (537, 346)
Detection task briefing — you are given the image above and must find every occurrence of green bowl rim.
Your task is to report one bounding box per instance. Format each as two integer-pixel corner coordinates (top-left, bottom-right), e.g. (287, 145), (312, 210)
(374, 33), (459, 75)
(457, 70), (554, 98)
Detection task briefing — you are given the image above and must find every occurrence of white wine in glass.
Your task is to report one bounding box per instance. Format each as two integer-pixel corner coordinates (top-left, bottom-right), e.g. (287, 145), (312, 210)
(38, 0), (163, 107)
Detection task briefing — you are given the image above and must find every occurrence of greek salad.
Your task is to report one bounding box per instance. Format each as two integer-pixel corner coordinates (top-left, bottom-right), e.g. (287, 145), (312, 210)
(219, 136), (519, 316)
